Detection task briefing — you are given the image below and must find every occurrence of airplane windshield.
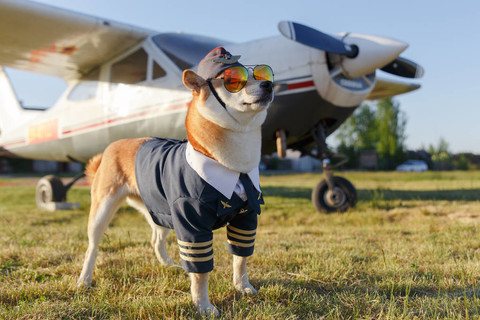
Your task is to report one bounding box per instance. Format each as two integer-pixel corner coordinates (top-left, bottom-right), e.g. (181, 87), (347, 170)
(111, 48), (149, 84)
(68, 67), (100, 101)
(152, 33), (230, 70)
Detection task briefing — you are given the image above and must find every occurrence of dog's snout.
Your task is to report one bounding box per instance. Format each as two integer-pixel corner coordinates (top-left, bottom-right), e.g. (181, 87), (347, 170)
(260, 81), (273, 92)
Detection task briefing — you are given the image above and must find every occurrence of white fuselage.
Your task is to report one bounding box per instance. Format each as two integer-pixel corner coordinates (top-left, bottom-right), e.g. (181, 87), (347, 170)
(0, 32), (408, 162)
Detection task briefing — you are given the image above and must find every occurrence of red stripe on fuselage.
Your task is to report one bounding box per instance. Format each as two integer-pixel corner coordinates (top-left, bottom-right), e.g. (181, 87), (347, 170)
(2, 139), (26, 148)
(287, 80), (315, 90)
(62, 103), (188, 136)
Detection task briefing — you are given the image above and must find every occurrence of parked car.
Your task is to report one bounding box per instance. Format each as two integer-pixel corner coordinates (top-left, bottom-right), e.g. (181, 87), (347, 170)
(396, 160), (428, 172)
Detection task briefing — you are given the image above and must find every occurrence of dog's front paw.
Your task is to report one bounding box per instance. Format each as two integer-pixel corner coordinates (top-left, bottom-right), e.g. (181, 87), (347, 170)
(76, 278), (92, 289)
(196, 302), (220, 317)
(235, 282), (258, 295)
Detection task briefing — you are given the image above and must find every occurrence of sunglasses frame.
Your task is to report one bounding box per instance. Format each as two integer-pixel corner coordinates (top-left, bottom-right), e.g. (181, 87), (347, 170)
(217, 65), (274, 93)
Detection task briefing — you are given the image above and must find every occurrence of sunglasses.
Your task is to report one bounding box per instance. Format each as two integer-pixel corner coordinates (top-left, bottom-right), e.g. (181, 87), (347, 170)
(219, 65), (274, 93)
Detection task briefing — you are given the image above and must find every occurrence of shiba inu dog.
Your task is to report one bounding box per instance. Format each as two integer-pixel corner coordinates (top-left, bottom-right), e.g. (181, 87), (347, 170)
(77, 47), (274, 316)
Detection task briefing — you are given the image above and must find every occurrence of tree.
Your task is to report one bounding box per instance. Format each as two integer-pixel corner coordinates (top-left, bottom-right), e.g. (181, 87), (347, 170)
(335, 98), (407, 170)
(336, 104), (376, 148)
(375, 99), (407, 169)
(336, 104), (377, 169)
(454, 155), (469, 170)
(429, 137), (452, 170)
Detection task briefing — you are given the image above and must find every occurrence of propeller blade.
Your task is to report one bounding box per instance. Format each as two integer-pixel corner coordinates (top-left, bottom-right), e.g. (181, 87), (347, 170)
(279, 21), (418, 79)
(278, 21), (358, 57)
(380, 57), (424, 78)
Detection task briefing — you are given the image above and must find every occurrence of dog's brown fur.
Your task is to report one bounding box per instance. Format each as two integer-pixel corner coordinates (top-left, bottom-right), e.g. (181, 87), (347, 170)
(84, 137), (149, 229)
(184, 74), (222, 159)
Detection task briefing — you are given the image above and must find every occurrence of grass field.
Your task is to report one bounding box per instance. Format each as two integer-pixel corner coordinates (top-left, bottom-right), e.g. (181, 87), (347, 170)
(1, 171), (480, 319)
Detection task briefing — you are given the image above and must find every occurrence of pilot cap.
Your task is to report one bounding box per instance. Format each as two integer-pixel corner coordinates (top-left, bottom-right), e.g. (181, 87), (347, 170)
(197, 47), (243, 80)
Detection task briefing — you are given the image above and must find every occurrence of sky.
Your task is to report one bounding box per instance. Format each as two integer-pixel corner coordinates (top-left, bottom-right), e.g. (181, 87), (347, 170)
(6, 0), (480, 154)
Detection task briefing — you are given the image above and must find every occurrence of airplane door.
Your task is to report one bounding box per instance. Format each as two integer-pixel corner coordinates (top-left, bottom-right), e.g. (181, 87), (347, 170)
(61, 67), (112, 162)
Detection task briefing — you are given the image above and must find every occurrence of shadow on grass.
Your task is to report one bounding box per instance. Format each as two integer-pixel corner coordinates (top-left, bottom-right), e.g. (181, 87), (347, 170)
(262, 186), (480, 202)
(30, 212), (86, 226)
(262, 186), (312, 199)
(254, 277), (480, 318)
(359, 188), (480, 202)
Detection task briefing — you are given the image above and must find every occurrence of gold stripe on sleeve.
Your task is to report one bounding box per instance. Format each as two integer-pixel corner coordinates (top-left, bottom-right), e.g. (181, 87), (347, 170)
(179, 246), (213, 255)
(227, 240), (255, 248)
(179, 253), (214, 262)
(177, 239), (213, 248)
(227, 231), (256, 241)
(227, 225), (256, 235)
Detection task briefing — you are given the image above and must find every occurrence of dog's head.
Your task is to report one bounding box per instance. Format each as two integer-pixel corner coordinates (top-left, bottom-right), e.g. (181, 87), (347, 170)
(183, 47), (274, 132)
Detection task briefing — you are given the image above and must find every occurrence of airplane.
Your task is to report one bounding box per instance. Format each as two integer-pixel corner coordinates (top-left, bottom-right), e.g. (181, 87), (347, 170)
(0, 0), (423, 213)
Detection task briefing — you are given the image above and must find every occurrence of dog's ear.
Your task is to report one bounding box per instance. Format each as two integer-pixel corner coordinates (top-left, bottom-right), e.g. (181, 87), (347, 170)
(183, 70), (207, 94)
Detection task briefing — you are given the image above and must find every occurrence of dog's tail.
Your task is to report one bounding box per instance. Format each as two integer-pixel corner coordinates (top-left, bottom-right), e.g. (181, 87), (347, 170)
(85, 153), (103, 183)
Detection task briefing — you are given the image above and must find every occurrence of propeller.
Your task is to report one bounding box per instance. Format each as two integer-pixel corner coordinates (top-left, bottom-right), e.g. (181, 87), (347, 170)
(380, 57), (424, 79)
(278, 21), (423, 79)
(278, 21), (358, 58)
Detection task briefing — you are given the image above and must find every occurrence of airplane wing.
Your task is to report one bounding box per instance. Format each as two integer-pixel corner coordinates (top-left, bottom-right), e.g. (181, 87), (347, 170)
(0, 0), (156, 79)
(367, 77), (421, 101)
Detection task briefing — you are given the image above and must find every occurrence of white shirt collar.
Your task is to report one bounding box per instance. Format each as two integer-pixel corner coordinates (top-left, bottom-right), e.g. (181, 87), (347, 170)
(185, 142), (261, 199)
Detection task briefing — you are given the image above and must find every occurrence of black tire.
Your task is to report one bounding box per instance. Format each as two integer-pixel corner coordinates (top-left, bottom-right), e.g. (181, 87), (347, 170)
(36, 175), (66, 210)
(311, 176), (357, 213)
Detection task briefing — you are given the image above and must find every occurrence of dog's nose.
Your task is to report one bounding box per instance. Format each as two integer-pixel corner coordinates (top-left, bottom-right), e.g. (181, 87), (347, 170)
(260, 81), (273, 93)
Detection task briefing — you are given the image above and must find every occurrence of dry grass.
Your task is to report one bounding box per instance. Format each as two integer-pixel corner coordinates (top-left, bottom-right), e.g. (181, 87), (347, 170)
(1, 171), (480, 319)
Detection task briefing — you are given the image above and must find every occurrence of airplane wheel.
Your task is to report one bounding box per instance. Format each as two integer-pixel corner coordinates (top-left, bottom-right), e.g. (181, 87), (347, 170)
(36, 175), (66, 210)
(312, 176), (357, 213)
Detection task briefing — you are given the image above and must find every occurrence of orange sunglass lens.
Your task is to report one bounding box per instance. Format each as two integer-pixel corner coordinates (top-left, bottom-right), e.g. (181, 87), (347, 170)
(253, 65), (274, 82)
(223, 66), (248, 92)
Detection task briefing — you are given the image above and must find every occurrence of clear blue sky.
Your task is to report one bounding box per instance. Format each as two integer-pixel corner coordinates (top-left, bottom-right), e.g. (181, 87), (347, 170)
(7, 0), (480, 153)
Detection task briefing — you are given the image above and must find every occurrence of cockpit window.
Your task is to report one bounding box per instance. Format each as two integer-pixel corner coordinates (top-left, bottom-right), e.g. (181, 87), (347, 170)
(152, 33), (230, 70)
(111, 48), (149, 84)
(153, 60), (167, 79)
(68, 67), (100, 101)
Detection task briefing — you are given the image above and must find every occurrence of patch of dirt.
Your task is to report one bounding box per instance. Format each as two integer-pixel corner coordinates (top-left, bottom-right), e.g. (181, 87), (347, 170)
(387, 202), (480, 224)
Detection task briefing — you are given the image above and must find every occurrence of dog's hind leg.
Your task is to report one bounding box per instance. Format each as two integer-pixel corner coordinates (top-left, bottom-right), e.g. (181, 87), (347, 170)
(151, 226), (175, 266)
(77, 186), (128, 288)
(126, 196), (174, 266)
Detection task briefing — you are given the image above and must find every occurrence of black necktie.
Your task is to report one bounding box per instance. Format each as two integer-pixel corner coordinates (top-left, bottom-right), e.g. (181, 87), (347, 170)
(239, 173), (260, 213)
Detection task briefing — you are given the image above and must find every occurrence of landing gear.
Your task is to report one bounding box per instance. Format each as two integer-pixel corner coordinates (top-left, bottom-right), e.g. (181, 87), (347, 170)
(276, 129), (287, 158)
(312, 175), (357, 213)
(36, 175), (66, 209)
(35, 173), (84, 211)
(311, 123), (357, 213)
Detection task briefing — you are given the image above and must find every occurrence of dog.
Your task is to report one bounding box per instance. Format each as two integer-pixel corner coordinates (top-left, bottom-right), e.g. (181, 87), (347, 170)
(76, 47), (274, 316)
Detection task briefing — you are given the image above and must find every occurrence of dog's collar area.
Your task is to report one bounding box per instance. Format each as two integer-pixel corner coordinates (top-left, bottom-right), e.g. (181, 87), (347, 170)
(186, 142), (261, 199)
(207, 80), (227, 109)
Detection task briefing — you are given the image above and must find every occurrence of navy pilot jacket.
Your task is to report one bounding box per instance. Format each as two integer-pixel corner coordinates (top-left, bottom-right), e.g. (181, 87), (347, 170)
(135, 138), (264, 273)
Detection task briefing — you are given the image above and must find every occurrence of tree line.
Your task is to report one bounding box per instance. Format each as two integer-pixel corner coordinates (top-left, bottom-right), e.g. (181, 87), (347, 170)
(334, 98), (476, 171)
(335, 98), (406, 170)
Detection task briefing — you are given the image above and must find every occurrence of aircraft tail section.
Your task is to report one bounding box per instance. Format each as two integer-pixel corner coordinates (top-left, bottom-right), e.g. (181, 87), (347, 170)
(0, 67), (42, 136)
